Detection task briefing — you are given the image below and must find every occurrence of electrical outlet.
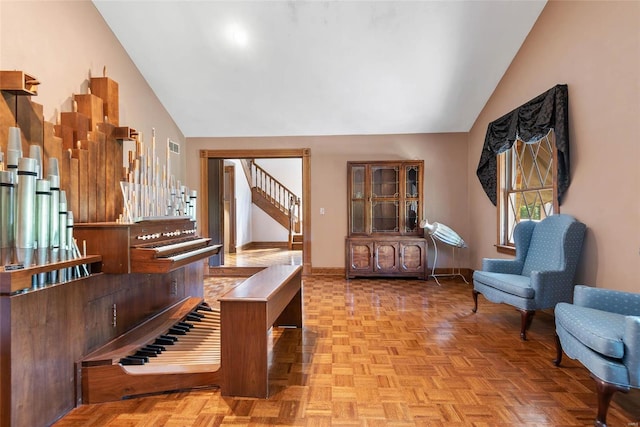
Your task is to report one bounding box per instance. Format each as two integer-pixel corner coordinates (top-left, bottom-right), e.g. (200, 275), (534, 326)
(320, 207), (325, 215)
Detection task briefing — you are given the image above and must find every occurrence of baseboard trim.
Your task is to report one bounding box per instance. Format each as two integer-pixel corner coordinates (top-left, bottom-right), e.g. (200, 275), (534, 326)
(206, 266), (265, 277)
(310, 267), (345, 276)
(209, 265), (473, 281)
(309, 267), (474, 281)
(237, 241), (289, 250)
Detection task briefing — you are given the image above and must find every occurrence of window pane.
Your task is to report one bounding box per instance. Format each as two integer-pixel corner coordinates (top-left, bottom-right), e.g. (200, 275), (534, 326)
(510, 136), (554, 191)
(506, 189), (555, 243)
(500, 130), (557, 246)
(538, 136), (554, 187)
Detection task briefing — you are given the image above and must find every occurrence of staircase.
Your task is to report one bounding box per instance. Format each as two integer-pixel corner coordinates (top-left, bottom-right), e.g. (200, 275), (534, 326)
(241, 160), (302, 250)
(290, 233), (303, 251)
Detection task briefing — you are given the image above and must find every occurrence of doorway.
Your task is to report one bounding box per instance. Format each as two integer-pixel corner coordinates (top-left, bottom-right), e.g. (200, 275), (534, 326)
(200, 148), (311, 275)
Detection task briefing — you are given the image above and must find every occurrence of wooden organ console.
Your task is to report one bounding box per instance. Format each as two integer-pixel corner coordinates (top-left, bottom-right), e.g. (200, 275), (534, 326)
(74, 218), (303, 403)
(73, 217), (222, 274)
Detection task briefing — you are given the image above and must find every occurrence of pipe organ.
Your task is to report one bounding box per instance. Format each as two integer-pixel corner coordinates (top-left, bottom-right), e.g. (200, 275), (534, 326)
(0, 70), (255, 427)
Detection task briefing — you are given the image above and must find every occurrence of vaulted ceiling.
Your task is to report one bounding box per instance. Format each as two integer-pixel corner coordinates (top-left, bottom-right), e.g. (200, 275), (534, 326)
(93, 1), (546, 138)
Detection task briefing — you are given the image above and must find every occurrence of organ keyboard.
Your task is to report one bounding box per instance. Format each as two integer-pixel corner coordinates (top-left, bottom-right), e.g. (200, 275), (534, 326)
(118, 301), (220, 369)
(74, 217), (221, 274)
(81, 297), (222, 403)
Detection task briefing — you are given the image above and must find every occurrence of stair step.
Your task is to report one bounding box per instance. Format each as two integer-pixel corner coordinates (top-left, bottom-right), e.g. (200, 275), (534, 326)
(290, 234), (303, 250)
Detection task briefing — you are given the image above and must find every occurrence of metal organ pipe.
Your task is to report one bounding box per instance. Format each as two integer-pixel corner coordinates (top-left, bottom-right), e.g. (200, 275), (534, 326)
(0, 170), (15, 265)
(189, 190), (197, 222)
(7, 127), (21, 183)
(66, 210), (75, 278)
(35, 179), (51, 249)
(29, 145), (43, 180)
(66, 210), (73, 254)
(48, 159), (60, 247)
(1, 127), (83, 287)
(48, 159), (61, 283)
(15, 157), (37, 266)
(35, 179), (51, 286)
(59, 191), (67, 250)
(58, 190), (68, 282)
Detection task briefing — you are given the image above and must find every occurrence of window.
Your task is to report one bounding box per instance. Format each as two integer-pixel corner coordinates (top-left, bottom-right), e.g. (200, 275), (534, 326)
(497, 129), (558, 248)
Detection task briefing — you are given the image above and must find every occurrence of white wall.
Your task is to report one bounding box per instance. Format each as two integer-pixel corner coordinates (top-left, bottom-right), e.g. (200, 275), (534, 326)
(229, 159), (252, 247)
(251, 205), (289, 242)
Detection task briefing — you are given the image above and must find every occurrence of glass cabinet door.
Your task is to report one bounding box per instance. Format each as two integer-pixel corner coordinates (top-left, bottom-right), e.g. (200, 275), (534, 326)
(348, 161), (423, 236)
(371, 166), (399, 232)
(404, 165), (420, 233)
(404, 200), (419, 232)
(371, 166), (399, 198)
(350, 165), (366, 234)
(405, 165), (419, 198)
(372, 201), (399, 232)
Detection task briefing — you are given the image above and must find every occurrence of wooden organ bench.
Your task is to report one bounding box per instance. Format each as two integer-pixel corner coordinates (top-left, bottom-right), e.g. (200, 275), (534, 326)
(220, 264), (303, 398)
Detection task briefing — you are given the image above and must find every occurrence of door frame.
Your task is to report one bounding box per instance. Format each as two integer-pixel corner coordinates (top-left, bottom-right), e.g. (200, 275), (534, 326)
(224, 164), (236, 253)
(200, 148), (311, 275)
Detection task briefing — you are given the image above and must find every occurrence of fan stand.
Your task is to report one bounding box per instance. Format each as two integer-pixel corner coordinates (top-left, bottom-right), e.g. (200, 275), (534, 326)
(428, 234), (469, 286)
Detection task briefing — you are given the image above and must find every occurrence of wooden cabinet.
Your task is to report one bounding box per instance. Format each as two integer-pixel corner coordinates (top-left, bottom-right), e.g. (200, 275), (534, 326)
(346, 236), (427, 279)
(346, 161), (427, 279)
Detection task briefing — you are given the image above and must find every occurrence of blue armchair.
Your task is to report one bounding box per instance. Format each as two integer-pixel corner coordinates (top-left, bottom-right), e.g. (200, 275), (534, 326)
(555, 285), (640, 427)
(472, 214), (586, 340)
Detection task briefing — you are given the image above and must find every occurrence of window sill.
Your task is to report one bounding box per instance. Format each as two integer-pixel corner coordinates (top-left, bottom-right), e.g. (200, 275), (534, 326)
(495, 244), (516, 256)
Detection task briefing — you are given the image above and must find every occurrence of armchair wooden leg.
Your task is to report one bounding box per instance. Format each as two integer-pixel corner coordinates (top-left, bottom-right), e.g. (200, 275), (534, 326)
(472, 290), (479, 313)
(592, 374), (629, 427)
(553, 333), (562, 366)
(517, 309), (535, 340)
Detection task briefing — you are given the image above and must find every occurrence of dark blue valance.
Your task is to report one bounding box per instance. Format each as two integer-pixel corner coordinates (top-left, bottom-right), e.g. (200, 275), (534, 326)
(476, 84), (570, 206)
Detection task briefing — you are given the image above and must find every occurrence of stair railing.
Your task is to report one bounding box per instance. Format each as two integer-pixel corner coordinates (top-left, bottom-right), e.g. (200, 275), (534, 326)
(250, 161), (301, 233)
(288, 195), (301, 248)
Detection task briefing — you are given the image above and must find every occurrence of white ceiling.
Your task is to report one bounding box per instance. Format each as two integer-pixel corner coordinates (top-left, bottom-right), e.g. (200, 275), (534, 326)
(93, 0), (546, 138)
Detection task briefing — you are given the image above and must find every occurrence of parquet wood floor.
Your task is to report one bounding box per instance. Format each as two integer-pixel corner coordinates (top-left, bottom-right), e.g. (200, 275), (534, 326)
(55, 275), (639, 426)
(222, 248), (303, 267)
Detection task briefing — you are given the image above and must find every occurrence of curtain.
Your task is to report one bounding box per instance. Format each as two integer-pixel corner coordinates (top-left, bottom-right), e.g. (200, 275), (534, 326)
(476, 84), (569, 206)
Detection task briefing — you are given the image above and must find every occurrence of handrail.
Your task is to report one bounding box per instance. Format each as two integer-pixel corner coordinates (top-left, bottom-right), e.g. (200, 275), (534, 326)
(288, 194), (301, 248)
(250, 161), (301, 233)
